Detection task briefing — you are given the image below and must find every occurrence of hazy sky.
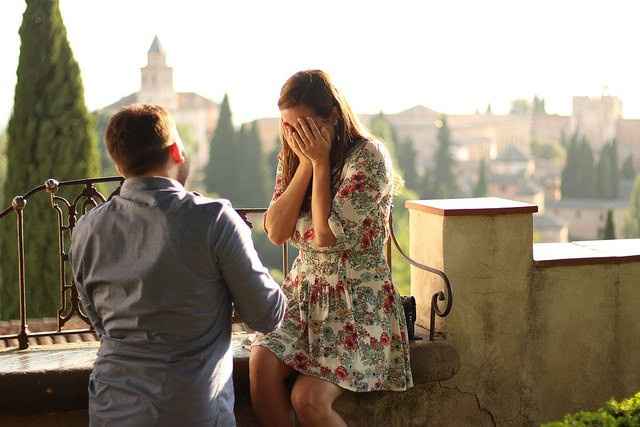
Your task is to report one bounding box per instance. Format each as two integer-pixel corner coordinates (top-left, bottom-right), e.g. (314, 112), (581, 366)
(1, 0), (639, 128)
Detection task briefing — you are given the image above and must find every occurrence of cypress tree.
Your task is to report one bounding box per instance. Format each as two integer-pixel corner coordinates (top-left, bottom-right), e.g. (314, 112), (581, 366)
(561, 133), (580, 198)
(432, 115), (459, 198)
(610, 139), (620, 198)
(621, 154), (636, 180)
(397, 136), (419, 192)
(473, 159), (488, 197)
(601, 210), (616, 240)
(234, 121), (268, 207)
(577, 137), (596, 198)
(0, 130), (7, 208)
(0, 0), (101, 319)
(623, 176), (640, 238)
(204, 94), (235, 199)
(597, 143), (613, 199)
(369, 112), (398, 164)
(596, 140), (620, 199)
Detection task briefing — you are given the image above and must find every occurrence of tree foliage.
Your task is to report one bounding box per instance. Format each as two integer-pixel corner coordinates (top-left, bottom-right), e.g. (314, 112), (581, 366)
(0, 0), (101, 319)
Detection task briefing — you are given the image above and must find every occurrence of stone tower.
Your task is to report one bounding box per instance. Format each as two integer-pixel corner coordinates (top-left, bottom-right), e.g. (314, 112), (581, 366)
(138, 36), (177, 110)
(570, 96), (622, 149)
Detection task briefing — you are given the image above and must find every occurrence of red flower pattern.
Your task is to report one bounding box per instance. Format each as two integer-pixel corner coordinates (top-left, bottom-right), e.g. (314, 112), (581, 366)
(335, 366), (349, 380)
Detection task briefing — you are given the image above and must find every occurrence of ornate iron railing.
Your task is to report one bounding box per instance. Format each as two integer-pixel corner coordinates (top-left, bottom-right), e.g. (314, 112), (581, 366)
(0, 177), (451, 349)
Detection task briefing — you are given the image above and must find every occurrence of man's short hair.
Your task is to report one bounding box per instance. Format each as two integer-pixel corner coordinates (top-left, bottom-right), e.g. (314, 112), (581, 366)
(105, 104), (173, 176)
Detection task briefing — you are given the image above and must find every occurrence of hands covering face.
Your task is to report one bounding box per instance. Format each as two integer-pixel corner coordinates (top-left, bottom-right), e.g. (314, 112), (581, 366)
(282, 117), (332, 166)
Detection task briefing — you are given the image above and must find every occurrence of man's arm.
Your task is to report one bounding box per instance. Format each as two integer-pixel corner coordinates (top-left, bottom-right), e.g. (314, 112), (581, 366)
(70, 224), (105, 337)
(209, 203), (287, 333)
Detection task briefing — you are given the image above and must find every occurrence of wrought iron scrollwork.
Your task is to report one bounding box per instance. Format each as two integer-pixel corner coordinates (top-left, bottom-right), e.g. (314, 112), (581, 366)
(387, 210), (454, 341)
(0, 177), (452, 349)
(0, 177), (124, 349)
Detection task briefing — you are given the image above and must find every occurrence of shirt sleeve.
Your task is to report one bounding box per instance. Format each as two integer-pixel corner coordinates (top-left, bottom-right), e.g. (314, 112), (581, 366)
(297, 140), (392, 253)
(70, 223), (106, 338)
(210, 202), (287, 333)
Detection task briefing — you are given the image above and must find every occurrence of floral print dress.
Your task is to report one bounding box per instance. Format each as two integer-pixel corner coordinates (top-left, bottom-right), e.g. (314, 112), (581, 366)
(253, 139), (413, 392)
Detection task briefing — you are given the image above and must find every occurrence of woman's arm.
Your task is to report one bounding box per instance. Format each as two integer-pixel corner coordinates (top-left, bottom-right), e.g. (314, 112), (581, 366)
(295, 117), (336, 247)
(310, 161), (336, 247)
(264, 162), (311, 245)
(264, 126), (312, 245)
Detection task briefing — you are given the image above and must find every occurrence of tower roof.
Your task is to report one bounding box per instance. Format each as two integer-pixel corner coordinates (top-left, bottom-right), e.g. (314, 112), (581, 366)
(149, 35), (164, 54)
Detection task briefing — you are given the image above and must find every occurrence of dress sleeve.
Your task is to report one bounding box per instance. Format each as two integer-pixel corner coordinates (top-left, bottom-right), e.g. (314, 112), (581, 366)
(298, 141), (392, 253)
(270, 157), (286, 205)
(263, 157), (285, 233)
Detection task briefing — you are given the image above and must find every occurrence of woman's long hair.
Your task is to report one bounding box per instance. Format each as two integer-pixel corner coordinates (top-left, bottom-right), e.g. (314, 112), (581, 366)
(277, 70), (371, 213)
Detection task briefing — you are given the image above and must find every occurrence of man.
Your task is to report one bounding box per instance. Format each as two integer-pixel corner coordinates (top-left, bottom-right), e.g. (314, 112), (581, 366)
(71, 104), (287, 426)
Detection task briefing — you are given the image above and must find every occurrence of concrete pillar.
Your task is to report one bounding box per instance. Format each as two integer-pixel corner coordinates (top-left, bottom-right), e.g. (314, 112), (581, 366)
(406, 197), (537, 426)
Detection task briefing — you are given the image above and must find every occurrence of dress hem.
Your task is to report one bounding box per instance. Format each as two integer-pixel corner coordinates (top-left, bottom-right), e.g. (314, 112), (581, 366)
(252, 343), (414, 393)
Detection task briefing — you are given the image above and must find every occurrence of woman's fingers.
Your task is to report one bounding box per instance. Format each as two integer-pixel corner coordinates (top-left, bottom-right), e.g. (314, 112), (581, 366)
(296, 119), (315, 146)
(307, 117), (325, 142)
(290, 130), (309, 157)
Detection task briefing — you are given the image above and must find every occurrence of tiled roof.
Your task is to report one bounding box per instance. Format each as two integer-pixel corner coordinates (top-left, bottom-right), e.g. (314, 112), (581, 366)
(0, 318), (97, 350)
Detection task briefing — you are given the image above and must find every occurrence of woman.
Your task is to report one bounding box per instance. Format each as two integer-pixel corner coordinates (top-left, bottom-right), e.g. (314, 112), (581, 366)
(250, 70), (412, 427)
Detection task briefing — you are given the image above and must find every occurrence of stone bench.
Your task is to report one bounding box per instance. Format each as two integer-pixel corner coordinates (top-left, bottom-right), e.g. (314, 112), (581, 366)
(0, 328), (494, 426)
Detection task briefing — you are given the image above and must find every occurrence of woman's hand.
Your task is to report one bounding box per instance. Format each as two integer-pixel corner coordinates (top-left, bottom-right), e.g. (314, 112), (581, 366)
(282, 121), (312, 168)
(294, 117), (332, 167)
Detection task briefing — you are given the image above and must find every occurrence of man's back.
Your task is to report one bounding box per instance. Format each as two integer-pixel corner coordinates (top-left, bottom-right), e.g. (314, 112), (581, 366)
(71, 176), (286, 426)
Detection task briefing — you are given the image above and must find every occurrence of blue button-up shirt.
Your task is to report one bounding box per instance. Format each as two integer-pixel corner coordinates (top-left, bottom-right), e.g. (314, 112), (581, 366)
(71, 176), (286, 426)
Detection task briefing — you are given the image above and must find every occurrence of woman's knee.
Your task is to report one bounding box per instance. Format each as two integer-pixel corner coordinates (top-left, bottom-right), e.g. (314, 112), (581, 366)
(250, 346), (290, 386)
(291, 381), (333, 421)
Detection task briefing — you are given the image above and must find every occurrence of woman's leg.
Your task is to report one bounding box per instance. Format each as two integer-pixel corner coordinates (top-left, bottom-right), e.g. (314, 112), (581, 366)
(250, 345), (295, 427)
(291, 375), (346, 427)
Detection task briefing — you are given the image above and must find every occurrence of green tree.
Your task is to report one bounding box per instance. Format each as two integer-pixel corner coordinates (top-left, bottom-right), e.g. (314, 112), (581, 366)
(93, 111), (116, 176)
(485, 104), (492, 115)
(396, 136), (419, 192)
(596, 140), (620, 199)
(510, 99), (531, 116)
(532, 96), (546, 114)
(561, 133), (579, 198)
(621, 154), (636, 180)
(623, 176), (640, 238)
(599, 210), (616, 240)
(0, 129), (7, 208)
(576, 137), (596, 198)
(234, 121), (268, 207)
(177, 124), (199, 160)
(473, 159), (488, 197)
(204, 94), (235, 199)
(530, 139), (563, 161)
(561, 134), (598, 199)
(431, 115), (459, 198)
(369, 112), (398, 163)
(0, 0), (101, 319)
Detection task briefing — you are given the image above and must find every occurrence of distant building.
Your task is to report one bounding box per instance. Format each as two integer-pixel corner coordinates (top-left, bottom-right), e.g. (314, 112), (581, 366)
(547, 198), (629, 240)
(533, 213), (569, 243)
(571, 96), (623, 150)
(99, 36), (220, 188)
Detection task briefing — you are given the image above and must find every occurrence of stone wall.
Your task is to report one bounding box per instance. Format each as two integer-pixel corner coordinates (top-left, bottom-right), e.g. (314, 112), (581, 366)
(407, 197), (640, 426)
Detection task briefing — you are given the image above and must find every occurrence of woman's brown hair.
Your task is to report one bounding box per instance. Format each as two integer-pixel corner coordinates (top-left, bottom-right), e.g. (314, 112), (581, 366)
(277, 70), (371, 213)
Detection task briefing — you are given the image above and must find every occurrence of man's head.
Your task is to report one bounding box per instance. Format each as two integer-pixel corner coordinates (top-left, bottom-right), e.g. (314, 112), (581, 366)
(105, 104), (190, 185)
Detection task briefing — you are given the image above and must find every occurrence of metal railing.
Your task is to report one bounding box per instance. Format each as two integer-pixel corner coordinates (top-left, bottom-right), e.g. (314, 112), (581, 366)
(0, 177), (452, 349)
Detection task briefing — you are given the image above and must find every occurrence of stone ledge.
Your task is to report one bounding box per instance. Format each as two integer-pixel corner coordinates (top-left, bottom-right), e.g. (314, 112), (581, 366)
(406, 197), (538, 216)
(0, 331), (459, 416)
(533, 239), (640, 267)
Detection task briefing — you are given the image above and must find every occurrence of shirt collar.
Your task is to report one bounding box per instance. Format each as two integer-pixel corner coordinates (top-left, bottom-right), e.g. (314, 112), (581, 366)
(119, 176), (185, 206)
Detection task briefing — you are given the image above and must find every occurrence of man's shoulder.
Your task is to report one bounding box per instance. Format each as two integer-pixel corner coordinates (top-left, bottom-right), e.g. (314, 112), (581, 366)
(184, 192), (233, 218)
(73, 200), (113, 235)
